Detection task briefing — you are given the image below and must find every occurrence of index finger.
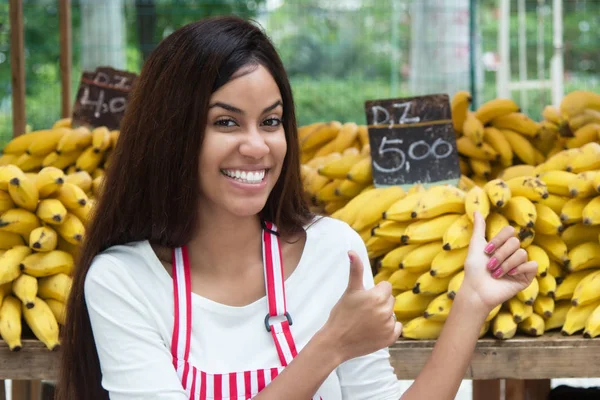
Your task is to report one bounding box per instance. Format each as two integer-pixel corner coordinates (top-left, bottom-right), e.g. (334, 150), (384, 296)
(484, 225), (516, 255)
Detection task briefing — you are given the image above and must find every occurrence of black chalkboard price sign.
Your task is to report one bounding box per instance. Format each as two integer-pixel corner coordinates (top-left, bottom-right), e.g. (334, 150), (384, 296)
(364, 94), (460, 189)
(72, 67), (138, 130)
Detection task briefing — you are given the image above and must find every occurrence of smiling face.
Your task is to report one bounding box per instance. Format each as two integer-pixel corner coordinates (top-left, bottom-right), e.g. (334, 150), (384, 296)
(198, 64), (287, 218)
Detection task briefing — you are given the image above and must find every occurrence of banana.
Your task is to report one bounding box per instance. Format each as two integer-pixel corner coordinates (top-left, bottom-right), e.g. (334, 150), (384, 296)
(346, 156), (372, 184)
(35, 166), (65, 198)
(537, 171), (578, 197)
(534, 233), (569, 267)
(36, 199), (68, 225)
(371, 220), (410, 243)
(498, 164), (535, 181)
(567, 142), (600, 173)
(92, 176), (105, 197)
(0, 165), (25, 191)
(537, 194), (569, 216)
(7, 175), (39, 211)
(537, 271), (557, 297)
(0, 190), (15, 214)
(486, 212), (510, 240)
(373, 269), (394, 285)
(357, 125), (369, 148)
(379, 244), (420, 270)
(384, 191), (426, 222)
(0, 295), (22, 351)
(394, 290), (435, 320)
(38, 272), (72, 303)
(507, 297), (533, 323)
(0, 281), (11, 305)
(303, 169), (330, 198)
(451, 91), (471, 134)
(0, 246), (31, 285)
(501, 196), (537, 228)
(20, 249), (73, 278)
(53, 118), (71, 128)
(401, 214), (462, 244)
(430, 247), (468, 278)
(487, 304), (502, 323)
(543, 105), (563, 125)
(413, 271), (455, 296)
(510, 222), (535, 248)
(560, 197), (588, 224)
(42, 150), (82, 169)
(567, 242), (600, 272)
(559, 90), (600, 119)
(2, 130), (55, 155)
(56, 126), (92, 153)
(501, 129), (537, 165)
(324, 199), (348, 215)
(26, 127), (69, 156)
(483, 179), (511, 209)
(55, 213), (85, 245)
(312, 138), (338, 158)
(469, 158), (492, 179)
(0, 154), (19, 166)
(23, 297), (61, 351)
(0, 208), (41, 237)
(505, 176), (548, 201)
(568, 171), (599, 198)
(456, 136), (498, 161)
(516, 276), (539, 305)
(463, 112), (485, 146)
(555, 270), (595, 301)
(352, 186), (405, 231)
(525, 244), (550, 277)
(572, 270), (600, 307)
(65, 170), (93, 193)
(582, 196), (600, 225)
(535, 148), (580, 173)
(387, 268), (422, 293)
(56, 235), (80, 260)
(334, 179), (366, 199)
(331, 186), (379, 226)
(465, 186), (490, 222)
(29, 226), (58, 252)
(411, 186), (465, 219)
(75, 146), (104, 173)
(565, 123), (600, 149)
(365, 236), (396, 259)
(562, 224), (600, 249)
(328, 122), (358, 153)
(459, 158), (471, 176)
(92, 127), (111, 153)
(92, 168), (105, 179)
(474, 98), (520, 124)
(493, 311), (518, 339)
(45, 298), (66, 326)
(400, 241), (443, 273)
(402, 316), (445, 340)
(533, 294), (555, 319)
(594, 172), (600, 193)
(301, 121), (342, 152)
(584, 303), (600, 338)
(318, 151), (363, 180)
(562, 301), (600, 335)
(442, 214), (473, 251)
(52, 182), (88, 209)
(533, 122), (559, 155)
(0, 231), (25, 249)
(533, 203), (563, 235)
(12, 273), (37, 308)
(567, 109), (600, 133)
(15, 153), (45, 172)
(518, 313), (545, 336)
(423, 292), (453, 321)
(491, 113), (540, 137)
(545, 300), (571, 331)
(447, 270), (465, 300)
(298, 122), (325, 141)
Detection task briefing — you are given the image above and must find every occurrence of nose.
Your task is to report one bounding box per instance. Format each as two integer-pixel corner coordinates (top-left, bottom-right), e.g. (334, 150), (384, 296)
(239, 127), (269, 159)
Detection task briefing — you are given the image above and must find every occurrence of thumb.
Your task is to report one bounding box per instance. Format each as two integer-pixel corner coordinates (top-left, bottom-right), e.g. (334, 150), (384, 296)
(347, 251), (365, 291)
(471, 211), (487, 243)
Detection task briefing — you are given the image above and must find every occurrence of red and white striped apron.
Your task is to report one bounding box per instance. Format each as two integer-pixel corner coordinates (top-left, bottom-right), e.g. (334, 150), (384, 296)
(171, 221), (323, 399)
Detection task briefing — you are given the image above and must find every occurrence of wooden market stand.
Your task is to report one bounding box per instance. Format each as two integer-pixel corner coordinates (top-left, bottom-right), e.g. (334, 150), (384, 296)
(5, 1), (600, 399)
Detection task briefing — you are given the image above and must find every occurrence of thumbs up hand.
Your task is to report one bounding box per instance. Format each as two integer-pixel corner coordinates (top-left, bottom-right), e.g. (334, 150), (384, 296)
(323, 251), (402, 364)
(460, 211), (538, 313)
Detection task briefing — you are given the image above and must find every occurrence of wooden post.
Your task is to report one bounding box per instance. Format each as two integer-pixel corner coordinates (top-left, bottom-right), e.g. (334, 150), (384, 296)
(59, 0), (72, 118)
(472, 379), (501, 400)
(9, 0), (26, 137)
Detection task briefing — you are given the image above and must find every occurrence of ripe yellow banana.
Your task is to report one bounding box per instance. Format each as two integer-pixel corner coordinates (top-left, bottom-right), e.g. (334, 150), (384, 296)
(500, 129), (537, 165)
(491, 113), (540, 137)
(505, 176), (548, 201)
(0, 295), (23, 351)
(23, 297), (61, 351)
(380, 244), (420, 270)
(562, 301), (600, 335)
(312, 137), (339, 158)
(561, 224), (600, 249)
(533, 294), (555, 319)
(365, 236), (396, 259)
(373, 269), (393, 285)
(459, 158), (471, 176)
(545, 300), (571, 331)
(0, 208), (41, 238)
(537, 270), (556, 297)
(534, 233), (569, 267)
(402, 316), (444, 340)
(509, 222), (534, 248)
(554, 270), (593, 301)
(21, 249), (74, 277)
(423, 292), (453, 321)
(537, 194), (569, 216)
(36, 198), (68, 225)
(463, 112), (484, 146)
(571, 269), (600, 307)
(567, 109), (600, 133)
(447, 270), (465, 300)
(12, 273), (37, 308)
(412, 271), (455, 296)
(594, 172), (600, 193)
(533, 203), (562, 235)
(567, 142), (600, 173)
(387, 268), (422, 293)
(371, 220), (410, 243)
(451, 91), (471, 134)
(65, 170), (93, 193)
(430, 247), (468, 278)
(56, 126), (92, 153)
(29, 226), (58, 252)
(525, 244), (550, 277)
(92, 176), (105, 197)
(55, 213), (85, 245)
(352, 186), (405, 231)
(568, 171), (599, 198)
(485, 212), (510, 241)
(346, 156), (372, 184)
(92, 168), (105, 179)
(394, 290), (435, 320)
(582, 196), (600, 225)
(76, 146), (104, 173)
(38, 273), (72, 303)
(483, 179), (511, 209)
(401, 214), (462, 245)
(501, 196), (537, 228)
(0, 190), (15, 214)
(53, 182), (88, 209)
(559, 90), (600, 119)
(516, 276), (539, 305)
(3, 130), (58, 154)
(498, 164), (535, 181)
(518, 313), (545, 336)
(298, 122), (325, 141)
(331, 186), (379, 226)
(493, 311), (517, 339)
(92, 127), (112, 153)
(565, 123), (600, 149)
(0, 154), (18, 166)
(384, 191), (426, 222)
(7, 175), (39, 212)
(456, 136), (498, 161)
(318, 151), (363, 180)
(567, 242), (600, 272)
(301, 121), (342, 152)
(400, 241), (443, 273)
(560, 197), (588, 224)
(465, 186), (490, 222)
(411, 186), (465, 219)
(486, 304), (502, 323)
(583, 303), (600, 338)
(0, 164), (26, 188)
(0, 245), (31, 285)
(538, 170), (578, 197)
(483, 127), (514, 167)
(329, 122), (358, 153)
(442, 214), (473, 251)
(469, 158), (491, 179)
(474, 98), (520, 125)
(26, 127), (69, 157)
(533, 122), (559, 155)
(36, 166), (65, 198)
(42, 150), (82, 170)
(15, 153), (45, 172)
(507, 297), (533, 323)
(45, 298), (66, 326)
(0, 231), (25, 250)
(542, 105), (563, 125)
(303, 169), (330, 198)
(324, 199), (348, 215)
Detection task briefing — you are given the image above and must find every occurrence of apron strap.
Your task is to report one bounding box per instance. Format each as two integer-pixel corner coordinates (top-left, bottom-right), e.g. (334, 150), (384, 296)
(262, 221), (298, 366)
(171, 246), (193, 394)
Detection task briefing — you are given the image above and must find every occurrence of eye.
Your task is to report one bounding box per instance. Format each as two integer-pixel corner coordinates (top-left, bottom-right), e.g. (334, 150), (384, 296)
(263, 117), (282, 127)
(214, 118), (238, 128)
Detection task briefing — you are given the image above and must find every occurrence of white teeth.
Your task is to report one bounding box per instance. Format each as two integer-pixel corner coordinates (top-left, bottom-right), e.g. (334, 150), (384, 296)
(247, 172), (255, 181)
(222, 169), (266, 184)
(241, 171), (247, 180)
(235, 170), (241, 178)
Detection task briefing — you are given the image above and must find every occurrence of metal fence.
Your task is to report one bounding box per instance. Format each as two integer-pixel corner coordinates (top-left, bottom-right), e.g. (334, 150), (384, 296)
(1, 0), (598, 146)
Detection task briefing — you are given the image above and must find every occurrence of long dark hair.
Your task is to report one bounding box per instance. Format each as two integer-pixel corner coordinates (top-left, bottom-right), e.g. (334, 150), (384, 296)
(57, 16), (312, 400)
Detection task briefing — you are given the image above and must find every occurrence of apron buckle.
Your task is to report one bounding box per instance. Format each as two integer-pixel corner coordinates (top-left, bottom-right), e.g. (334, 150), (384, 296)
(264, 311), (293, 332)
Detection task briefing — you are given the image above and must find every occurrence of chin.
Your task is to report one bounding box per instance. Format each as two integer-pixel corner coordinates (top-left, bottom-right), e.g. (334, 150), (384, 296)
(226, 198), (269, 218)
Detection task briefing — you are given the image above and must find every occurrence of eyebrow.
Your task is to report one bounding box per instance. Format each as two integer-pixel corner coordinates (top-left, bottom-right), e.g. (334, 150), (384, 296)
(208, 100), (282, 115)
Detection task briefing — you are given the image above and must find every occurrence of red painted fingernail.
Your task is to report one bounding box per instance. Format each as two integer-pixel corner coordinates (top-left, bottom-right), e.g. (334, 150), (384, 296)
(508, 268), (518, 276)
(492, 267), (503, 278)
(487, 257), (498, 271)
(484, 243), (495, 254)
(348, 253), (354, 263)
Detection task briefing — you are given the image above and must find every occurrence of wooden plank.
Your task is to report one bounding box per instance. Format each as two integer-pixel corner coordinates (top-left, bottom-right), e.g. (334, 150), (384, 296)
(59, 0), (72, 118)
(506, 379), (525, 400)
(29, 380), (41, 400)
(12, 381), (31, 400)
(524, 379), (551, 400)
(389, 332), (600, 380)
(0, 341), (59, 380)
(0, 379), (5, 399)
(472, 379), (500, 400)
(9, 0), (26, 137)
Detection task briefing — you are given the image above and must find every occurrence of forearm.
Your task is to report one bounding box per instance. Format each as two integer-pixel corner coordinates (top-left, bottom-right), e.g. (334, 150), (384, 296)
(400, 289), (489, 400)
(253, 328), (341, 399)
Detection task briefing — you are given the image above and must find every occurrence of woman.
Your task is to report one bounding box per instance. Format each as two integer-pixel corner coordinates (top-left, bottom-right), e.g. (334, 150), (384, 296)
(58, 16), (537, 400)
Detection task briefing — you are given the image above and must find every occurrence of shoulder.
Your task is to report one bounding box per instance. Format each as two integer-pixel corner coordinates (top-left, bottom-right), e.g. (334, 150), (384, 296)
(305, 216), (365, 249)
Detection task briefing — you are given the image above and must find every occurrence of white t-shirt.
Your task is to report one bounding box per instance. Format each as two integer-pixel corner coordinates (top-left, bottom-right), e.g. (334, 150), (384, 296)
(85, 216), (404, 399)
